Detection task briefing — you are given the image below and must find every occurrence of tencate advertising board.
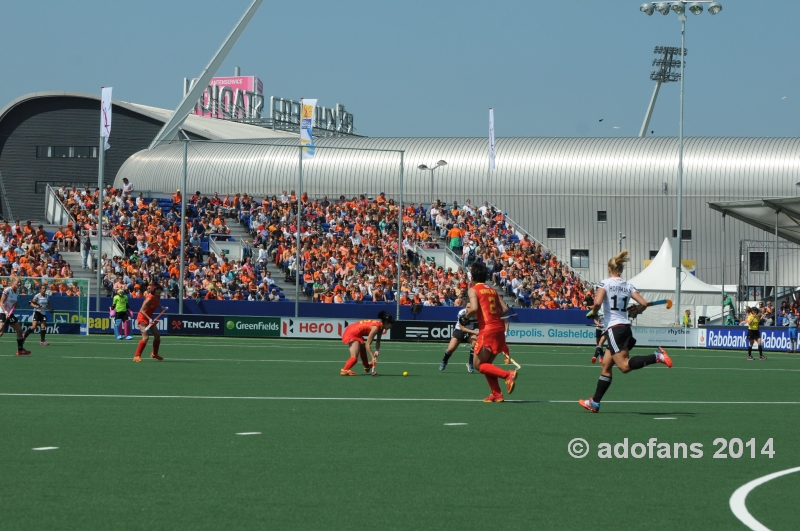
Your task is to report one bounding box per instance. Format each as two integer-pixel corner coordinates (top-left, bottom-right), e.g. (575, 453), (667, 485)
(280, 318), (391, 340)
(699, 327), (792, 352)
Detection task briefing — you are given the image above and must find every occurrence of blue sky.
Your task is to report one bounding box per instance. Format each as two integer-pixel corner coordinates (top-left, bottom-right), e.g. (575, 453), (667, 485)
(1, 0), (797, 138)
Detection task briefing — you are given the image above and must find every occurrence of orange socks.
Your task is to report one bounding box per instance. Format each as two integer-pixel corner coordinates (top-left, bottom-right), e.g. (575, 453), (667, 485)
(343, 357), (358, 371)
(479, 363), (509, 380)
(135, 340), (146, 357)
(153, 339), (161, 355)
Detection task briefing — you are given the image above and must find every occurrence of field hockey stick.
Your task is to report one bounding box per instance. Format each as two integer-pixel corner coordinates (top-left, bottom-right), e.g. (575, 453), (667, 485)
(503, 355), (522, 370)
(371, 349), (379, 376)
(144, 308), (167, 331)
(647, 299), (673, 309)
(501, 313), (518, 320)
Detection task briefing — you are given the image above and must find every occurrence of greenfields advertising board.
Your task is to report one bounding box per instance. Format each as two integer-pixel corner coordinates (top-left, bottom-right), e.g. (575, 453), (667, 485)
(224, 316), (281, 337)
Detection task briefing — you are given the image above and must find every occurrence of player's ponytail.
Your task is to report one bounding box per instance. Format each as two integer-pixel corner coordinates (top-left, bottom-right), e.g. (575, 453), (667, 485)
(377, 310), (395, 326)
(608, 250), (629, 275)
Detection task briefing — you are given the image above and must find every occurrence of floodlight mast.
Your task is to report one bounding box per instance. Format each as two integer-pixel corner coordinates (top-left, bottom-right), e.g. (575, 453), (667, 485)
(639, 0), (722, 325)
(639, 46), (685, 137)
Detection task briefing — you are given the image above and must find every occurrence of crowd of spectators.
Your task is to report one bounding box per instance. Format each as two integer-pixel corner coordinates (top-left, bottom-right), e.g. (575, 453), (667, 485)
(53, 182), (590, 309)
(0, 217), (79, 286)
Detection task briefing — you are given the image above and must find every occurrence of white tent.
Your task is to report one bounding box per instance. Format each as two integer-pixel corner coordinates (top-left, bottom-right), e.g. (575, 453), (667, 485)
(627, 238), (723, 327)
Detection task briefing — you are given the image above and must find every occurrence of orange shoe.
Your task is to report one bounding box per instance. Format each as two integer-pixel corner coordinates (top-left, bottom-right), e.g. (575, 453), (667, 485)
(363, 363), (373, 373)
(16, 349), (31, 356)
(133, 355), (142, 363)
(505, 370), (518, 394)
(579, 398), (600, 413)
(655, 347), (672, 368)
(150, 353), (164, 361)
(340, 369), (357, 376)
(483, 393), (504, 403)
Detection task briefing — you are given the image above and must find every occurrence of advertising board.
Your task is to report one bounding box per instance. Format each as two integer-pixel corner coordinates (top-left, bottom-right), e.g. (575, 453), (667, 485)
(699, 327), (792, 352)
(280, 318), (391, 340)
(168, 315), (224, 336)
(224, 317), (281, 337)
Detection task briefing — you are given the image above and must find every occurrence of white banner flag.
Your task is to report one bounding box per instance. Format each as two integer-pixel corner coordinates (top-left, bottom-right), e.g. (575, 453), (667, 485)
(100, 87), (113, 150)
(300, 98), (317, 160)
(488, 107), (496, 171)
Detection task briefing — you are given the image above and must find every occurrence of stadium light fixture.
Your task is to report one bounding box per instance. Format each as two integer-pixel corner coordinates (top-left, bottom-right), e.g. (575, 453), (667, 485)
(418, 160), (448, 205)
(655, 2), (671, 15)
(688, 2), (703, 14)
(638, 0), (723, 326)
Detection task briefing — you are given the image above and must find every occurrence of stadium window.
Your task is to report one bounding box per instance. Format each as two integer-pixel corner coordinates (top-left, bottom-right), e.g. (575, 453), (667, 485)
(597, 211), (607, 222)
(547, 228), (566, 239)
(570, 249), (589, 269)
(749, 252), (769, 272)
(672, 229), (692, 241)
(37, 146), (97, 159)
(649, 250), (659, 260)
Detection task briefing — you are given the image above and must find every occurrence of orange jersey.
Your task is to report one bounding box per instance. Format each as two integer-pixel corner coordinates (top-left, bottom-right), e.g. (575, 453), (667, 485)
(343, 320), (382, 338)
(473, 283), (505, 333)
(137, 294), (161, 323)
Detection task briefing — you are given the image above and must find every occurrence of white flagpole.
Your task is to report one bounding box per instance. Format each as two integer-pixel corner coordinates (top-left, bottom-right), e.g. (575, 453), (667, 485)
(97, 87), (112, 311)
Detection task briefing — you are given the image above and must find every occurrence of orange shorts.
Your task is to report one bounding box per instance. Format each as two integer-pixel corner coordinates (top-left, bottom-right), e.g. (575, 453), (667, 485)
(474, 329), (509, 357)
(342, 332), (365, 345)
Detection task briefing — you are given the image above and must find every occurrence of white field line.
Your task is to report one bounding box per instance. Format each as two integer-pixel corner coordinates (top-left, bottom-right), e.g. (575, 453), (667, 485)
(1, 393), (799, 405)
(26, 356), (800, 373)
(730, 466), (800, 531)
(32, 446), (58, 451)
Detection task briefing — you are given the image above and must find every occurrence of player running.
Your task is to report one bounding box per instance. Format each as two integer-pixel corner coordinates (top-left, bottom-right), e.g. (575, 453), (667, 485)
(591, 310), (606, 364)
(0, 277), (31, 355)
(134, 284), (165, 362)
(340, 311), (394, 375)
(439, 308), (479, 373)
(25, 284), (51, 346)
(112, 289), (133, 340)
(579, 251), (672, 413)
(745, 307), (766, 361)
(465, 262), (517, 403)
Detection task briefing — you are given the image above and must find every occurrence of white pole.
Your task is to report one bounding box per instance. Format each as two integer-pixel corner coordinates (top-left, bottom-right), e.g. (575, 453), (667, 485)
(775, 210), (779, 307)
(96, 134), (104, 311)
(396, 152), (404, 321)
(675, 15), (686, 326)
(295, 146), (302, 317)
(179, 140), (188, 314)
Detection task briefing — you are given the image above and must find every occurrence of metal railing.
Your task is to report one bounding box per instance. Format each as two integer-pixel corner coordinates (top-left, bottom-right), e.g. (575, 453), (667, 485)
(488, 202), (588, 284)
(44, 185), (76, 226)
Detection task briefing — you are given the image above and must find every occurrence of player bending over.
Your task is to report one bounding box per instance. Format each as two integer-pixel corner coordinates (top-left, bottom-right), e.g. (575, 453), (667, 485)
(579, 251), (672, 413)
(340, 311), (394, 375)
(134, 284), (165, 362)
(25, 284), (51, 346)
(440, 308), (479, 373)
(0, 277), (31, 355)
(465, 262), (517, 403)
(745, 307), (766, 361)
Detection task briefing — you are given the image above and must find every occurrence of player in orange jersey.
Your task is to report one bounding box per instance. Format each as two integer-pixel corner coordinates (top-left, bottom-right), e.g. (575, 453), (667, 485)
(133, 284), (165, 362)
(340, 311), (394, 375)
(465, 262), (517, 402)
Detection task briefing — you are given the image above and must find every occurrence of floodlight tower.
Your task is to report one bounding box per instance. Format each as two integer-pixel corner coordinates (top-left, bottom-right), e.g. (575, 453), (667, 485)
(639, 46), (684, 137)
(639, 0), (723, 325)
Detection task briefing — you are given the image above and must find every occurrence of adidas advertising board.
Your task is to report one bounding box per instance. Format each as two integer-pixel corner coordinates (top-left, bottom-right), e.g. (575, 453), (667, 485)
(699, 327), (793, 351)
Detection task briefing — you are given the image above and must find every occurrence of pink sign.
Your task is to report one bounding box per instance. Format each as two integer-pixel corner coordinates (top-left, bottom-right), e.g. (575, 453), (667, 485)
(192, 76), (264, 119)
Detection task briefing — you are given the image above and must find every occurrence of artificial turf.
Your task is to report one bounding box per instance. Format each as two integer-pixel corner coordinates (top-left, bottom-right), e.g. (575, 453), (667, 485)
(0, 336), (798, 530)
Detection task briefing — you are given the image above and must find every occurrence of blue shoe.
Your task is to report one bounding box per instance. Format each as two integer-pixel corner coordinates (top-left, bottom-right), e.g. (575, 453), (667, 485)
(125, 336), (133, 340)
(467, 362), (474, 373)
(579, 398), (600, 413)
(116, 335), (123, 340)
(439, 361), (447, 371)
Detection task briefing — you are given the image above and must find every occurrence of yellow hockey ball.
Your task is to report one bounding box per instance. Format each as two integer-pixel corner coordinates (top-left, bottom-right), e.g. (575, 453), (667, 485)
(403, 371), (408, 376)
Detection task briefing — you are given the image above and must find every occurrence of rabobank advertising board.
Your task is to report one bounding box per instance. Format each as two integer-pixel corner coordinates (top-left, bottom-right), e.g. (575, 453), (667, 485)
(699, 327), (792, 352)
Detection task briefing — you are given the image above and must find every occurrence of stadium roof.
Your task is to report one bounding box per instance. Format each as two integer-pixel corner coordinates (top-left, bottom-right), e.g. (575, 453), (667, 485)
(0, 91), (297, 141)
(708, 197), (800, 245)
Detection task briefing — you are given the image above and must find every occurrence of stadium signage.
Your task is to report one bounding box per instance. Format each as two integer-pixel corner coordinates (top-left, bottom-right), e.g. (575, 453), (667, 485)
(168, 315), (224, 336)
(270, 97), (354, 134)
(225, 317), (281, 338)
(699, 327), (792, 351)
(190, 76), (264, 120)
(280, 318), (391, 340)
(392, 322), (456, 341)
